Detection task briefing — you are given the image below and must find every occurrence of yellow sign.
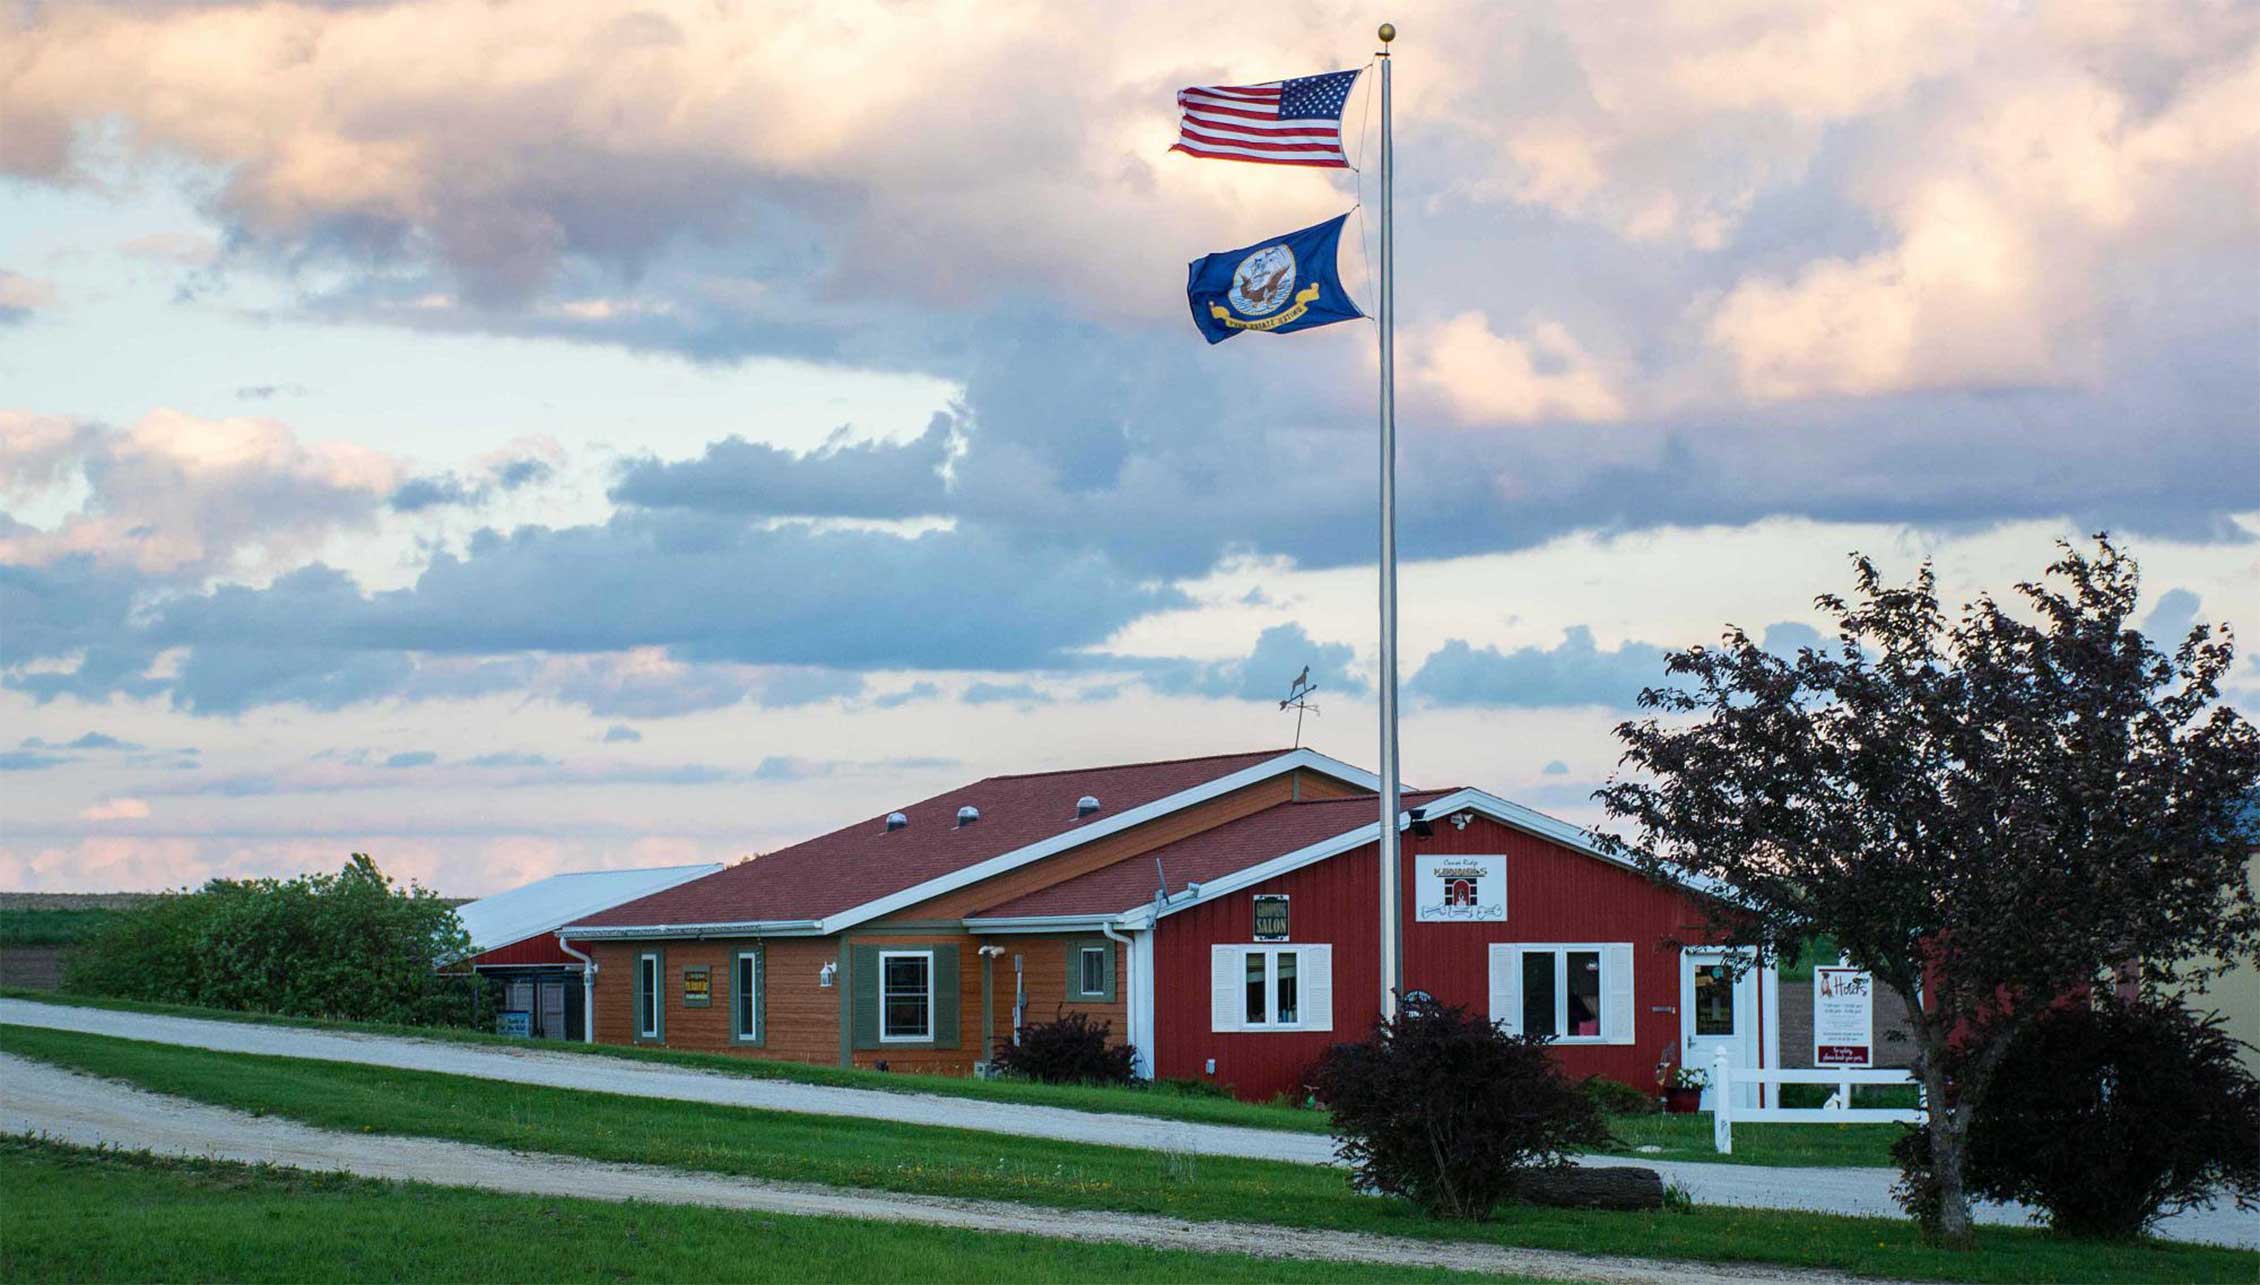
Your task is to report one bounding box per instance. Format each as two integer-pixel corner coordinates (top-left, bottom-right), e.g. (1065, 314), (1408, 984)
(1211, 283), (1323, 332)
(682, 965), (711, 1007)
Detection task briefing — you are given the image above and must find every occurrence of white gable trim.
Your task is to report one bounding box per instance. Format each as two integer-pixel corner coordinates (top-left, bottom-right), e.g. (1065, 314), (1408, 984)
(1127, 788), (1727, 926)
(812, 748), (1375, 936)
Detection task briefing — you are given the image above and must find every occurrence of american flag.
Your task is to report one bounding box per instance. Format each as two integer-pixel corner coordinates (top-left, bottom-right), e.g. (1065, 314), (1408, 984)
(1171, 69), (1361, 169)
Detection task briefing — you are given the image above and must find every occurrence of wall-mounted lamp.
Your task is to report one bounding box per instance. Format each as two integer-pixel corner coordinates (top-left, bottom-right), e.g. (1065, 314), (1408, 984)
(818, 961), (837, 988)
(978, 944), (1006, 958)
(1450, 812), (1474, 831)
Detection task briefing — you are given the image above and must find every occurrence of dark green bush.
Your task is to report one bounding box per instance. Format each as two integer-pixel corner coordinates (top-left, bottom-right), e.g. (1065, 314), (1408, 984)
(990, 1012), (1137, 1085)
(1311, 992), (1611, 1220)
(1580, 1074), (1659, 1115)
(1896, 997), (2260, 1240)
(63, 854), (479, 1027)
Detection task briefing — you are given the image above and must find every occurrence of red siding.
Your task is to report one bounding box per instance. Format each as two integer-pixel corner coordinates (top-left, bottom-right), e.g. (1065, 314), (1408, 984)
(1154, 815), (1728, 1100)
(468, 933), (577, 968)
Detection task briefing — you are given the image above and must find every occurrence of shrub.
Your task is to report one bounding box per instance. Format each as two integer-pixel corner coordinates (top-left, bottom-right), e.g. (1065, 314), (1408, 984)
(1580, 1074), (1658, 1116)
(990, 1012), (1137, 1085)
(1914, 997), (2260, 1240)
(1310, 992), (1611, 1220)
(63, 853), (479, 1027)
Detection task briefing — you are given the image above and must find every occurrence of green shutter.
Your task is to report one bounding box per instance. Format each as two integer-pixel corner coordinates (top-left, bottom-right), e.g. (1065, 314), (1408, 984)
(1065, 938), (1117, 1002)
(931, 945), (960, 1049)
(851, 944), (881, 1050)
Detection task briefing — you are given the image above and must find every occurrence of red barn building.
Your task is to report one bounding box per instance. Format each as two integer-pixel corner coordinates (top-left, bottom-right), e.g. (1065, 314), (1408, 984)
(561, 750), (1777, 1102)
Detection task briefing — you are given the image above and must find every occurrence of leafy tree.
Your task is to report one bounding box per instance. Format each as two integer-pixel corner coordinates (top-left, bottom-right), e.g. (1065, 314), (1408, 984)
(1595, 537), (2260, 1248)
(1310, 992), (1610, 1220)
(1896, 997), (2260, 1240)
(67, 853), (479, 1027)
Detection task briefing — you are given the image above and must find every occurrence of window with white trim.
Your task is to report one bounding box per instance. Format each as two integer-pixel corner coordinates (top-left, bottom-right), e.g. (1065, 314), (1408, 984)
(879, 950), (934, 1042)
(1211, 944), (1333, 1033)
(1077, 945), (1107, 998)
(636, 952), (661, 1040)
(1488, 943), (1635, 1045)
(733, 949), (762, 1043)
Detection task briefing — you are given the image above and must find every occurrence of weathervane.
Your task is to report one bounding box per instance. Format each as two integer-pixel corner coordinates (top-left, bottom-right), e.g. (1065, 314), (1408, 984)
(1279, 665), (1320, 749)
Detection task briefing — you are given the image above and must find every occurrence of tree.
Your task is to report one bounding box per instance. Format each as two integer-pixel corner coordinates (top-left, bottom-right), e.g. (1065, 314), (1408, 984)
(68, 852), (479, 1026)
(1594, 537), (2260, 1249)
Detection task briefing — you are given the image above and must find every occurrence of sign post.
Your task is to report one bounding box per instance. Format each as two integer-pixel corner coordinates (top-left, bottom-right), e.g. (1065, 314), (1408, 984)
(1813, 965), (1874, 1107)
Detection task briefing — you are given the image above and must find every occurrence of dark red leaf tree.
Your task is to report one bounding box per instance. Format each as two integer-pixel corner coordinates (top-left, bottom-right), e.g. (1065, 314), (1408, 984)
(1594, 537), (2260, 1249)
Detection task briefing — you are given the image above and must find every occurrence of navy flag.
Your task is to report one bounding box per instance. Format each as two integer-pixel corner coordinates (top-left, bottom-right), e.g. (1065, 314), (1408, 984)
(1186, 213), (1363, 345)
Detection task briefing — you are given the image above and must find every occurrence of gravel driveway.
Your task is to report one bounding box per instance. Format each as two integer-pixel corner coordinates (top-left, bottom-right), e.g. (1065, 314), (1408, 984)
(1, 1054), (1874, 1285)
(5, 998), (2253, 1249)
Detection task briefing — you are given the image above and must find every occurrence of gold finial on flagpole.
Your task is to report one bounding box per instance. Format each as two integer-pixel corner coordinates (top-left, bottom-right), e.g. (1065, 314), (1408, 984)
(1377, 22), (1395, 46)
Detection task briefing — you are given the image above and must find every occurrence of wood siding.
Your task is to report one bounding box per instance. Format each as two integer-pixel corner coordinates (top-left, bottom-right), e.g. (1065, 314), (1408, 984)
(905, 770), (1359, 920)
(588, 937), (838, 1064)
(1153, 815), (1726, 1101)
(988, 934), (1127, 1053)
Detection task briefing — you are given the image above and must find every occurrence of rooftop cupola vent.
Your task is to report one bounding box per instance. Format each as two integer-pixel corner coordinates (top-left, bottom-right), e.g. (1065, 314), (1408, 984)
(884, 811), (908, 832)
(1076, 795), (1101, 818)
(956, 805), (981, 826)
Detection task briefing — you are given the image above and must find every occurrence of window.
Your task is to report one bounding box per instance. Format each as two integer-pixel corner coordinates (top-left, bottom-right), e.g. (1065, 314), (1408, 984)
(733, 950), (762, 1044)
(880, 950), (933, 1043)
(1253, 894), (1290, 941)
(636, 951), (662, 1041)
(1213, 945), (1332, 1032)
(1490, 943), (1633, 1045)
(1078, 946), (1107, 998)
(1692, 963), (1736, 1035)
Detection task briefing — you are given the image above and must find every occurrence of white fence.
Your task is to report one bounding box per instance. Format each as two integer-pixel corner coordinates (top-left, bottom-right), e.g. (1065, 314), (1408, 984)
(1709, 1048), (1924, 1154)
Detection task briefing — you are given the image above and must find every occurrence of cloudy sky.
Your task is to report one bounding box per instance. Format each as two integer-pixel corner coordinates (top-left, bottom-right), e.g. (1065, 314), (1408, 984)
(3, 0), (2255, 895)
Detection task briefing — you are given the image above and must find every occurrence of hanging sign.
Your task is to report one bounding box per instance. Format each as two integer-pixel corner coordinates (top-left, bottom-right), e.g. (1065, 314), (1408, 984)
(1813, 967), (1874, 1067)
(1414, 855), (1505, 922)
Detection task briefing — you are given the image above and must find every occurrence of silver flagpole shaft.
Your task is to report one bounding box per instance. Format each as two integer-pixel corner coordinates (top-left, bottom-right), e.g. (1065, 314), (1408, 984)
(1374, 22), (1401, 1023)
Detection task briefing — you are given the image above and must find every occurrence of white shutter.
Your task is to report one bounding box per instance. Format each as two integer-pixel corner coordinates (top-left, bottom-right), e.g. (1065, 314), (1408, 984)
(1301, 945), (1333, 1032)
(1211, 946), (1242, 1033)
(1603, 943), (1635, 1044)
(1488, 944), (1521, 1034)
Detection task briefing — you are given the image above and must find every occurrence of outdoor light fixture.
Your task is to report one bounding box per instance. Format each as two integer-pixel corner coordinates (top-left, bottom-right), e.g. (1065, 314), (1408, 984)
(819, 961), (837, 988)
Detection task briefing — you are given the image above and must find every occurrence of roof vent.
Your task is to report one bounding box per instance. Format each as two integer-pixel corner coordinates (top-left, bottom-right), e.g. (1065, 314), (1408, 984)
(884, 812), (908, 832)
(1076, 795), (1101, 818)
(956, 805), (980, 826)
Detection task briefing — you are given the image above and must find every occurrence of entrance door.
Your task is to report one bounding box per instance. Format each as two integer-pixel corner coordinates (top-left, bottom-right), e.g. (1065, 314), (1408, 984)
(1680, 949), (1760, 1109)
(538, 980), (567, 1040)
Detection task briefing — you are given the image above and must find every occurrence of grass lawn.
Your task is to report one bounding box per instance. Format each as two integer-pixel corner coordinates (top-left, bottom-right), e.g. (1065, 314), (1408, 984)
(0, 988), (1910, 1168)
(4, 1026), (2248, 1284)
(0, 1138), (1516, 1284)
(0, 909), (118, 948)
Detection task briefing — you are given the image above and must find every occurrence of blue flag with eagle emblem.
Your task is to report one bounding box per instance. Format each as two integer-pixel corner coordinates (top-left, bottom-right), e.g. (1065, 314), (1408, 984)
(1186, 213), (1362, 344)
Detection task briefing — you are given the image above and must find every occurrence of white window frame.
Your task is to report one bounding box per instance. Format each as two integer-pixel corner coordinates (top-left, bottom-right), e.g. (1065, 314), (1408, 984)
(1077, 945), (1107, 998)
(636, 951), (662, 1039)
(877, 949), (935, 1044)
(733, 949), (762, 1043)
(1213, 944), (1331, 1033)
(1490, 942), (1633, 1046)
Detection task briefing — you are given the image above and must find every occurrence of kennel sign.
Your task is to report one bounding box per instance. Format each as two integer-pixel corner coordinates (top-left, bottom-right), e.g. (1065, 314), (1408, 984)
(1414, 854), (1505, 922)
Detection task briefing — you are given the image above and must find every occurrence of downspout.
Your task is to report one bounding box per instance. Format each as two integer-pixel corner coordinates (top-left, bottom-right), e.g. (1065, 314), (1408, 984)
(558, 935), (597, 1044)
(1101, 922), (1139, 1078)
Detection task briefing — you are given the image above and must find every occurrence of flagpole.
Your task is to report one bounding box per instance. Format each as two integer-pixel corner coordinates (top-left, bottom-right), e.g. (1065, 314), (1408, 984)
(1374, 21), (1402, 1023)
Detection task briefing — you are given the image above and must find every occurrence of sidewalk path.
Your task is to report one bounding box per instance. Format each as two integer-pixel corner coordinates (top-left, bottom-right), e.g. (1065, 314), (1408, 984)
(1, 1054), (1877, 1285)
(5, 998), (2252, 1249)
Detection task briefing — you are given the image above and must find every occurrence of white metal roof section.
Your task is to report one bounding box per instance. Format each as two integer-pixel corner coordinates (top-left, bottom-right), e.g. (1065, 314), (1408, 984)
(454, 863), (724, 958)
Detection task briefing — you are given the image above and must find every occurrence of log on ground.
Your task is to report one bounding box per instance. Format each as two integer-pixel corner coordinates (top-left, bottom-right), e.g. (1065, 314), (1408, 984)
(1513, 1165), (1666, 1211)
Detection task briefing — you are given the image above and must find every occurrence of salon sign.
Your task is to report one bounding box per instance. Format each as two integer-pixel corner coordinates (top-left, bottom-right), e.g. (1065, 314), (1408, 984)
(1414, 854), (1506, 922)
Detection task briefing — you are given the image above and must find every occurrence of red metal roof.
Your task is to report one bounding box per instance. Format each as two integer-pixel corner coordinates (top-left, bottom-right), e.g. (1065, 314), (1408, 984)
(567, 749), (1301, 928)
(974, 789), (1455, 919)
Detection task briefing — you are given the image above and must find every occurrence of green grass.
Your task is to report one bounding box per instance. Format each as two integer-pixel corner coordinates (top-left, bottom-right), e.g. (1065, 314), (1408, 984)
(5, 1026), (2247, 1284)
(0, 909), (118, 948)
(0, 988), (1331, 1134)
(1, 988), (1917, 1167)
(0, 1138), (1516, 1284)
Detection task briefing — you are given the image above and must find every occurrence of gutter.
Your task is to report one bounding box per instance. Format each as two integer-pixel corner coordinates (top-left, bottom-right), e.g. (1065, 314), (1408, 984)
(560, 919), (822, 941)
(556, 935), (598, 1045)
(1100, 921), (1142, 1078)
